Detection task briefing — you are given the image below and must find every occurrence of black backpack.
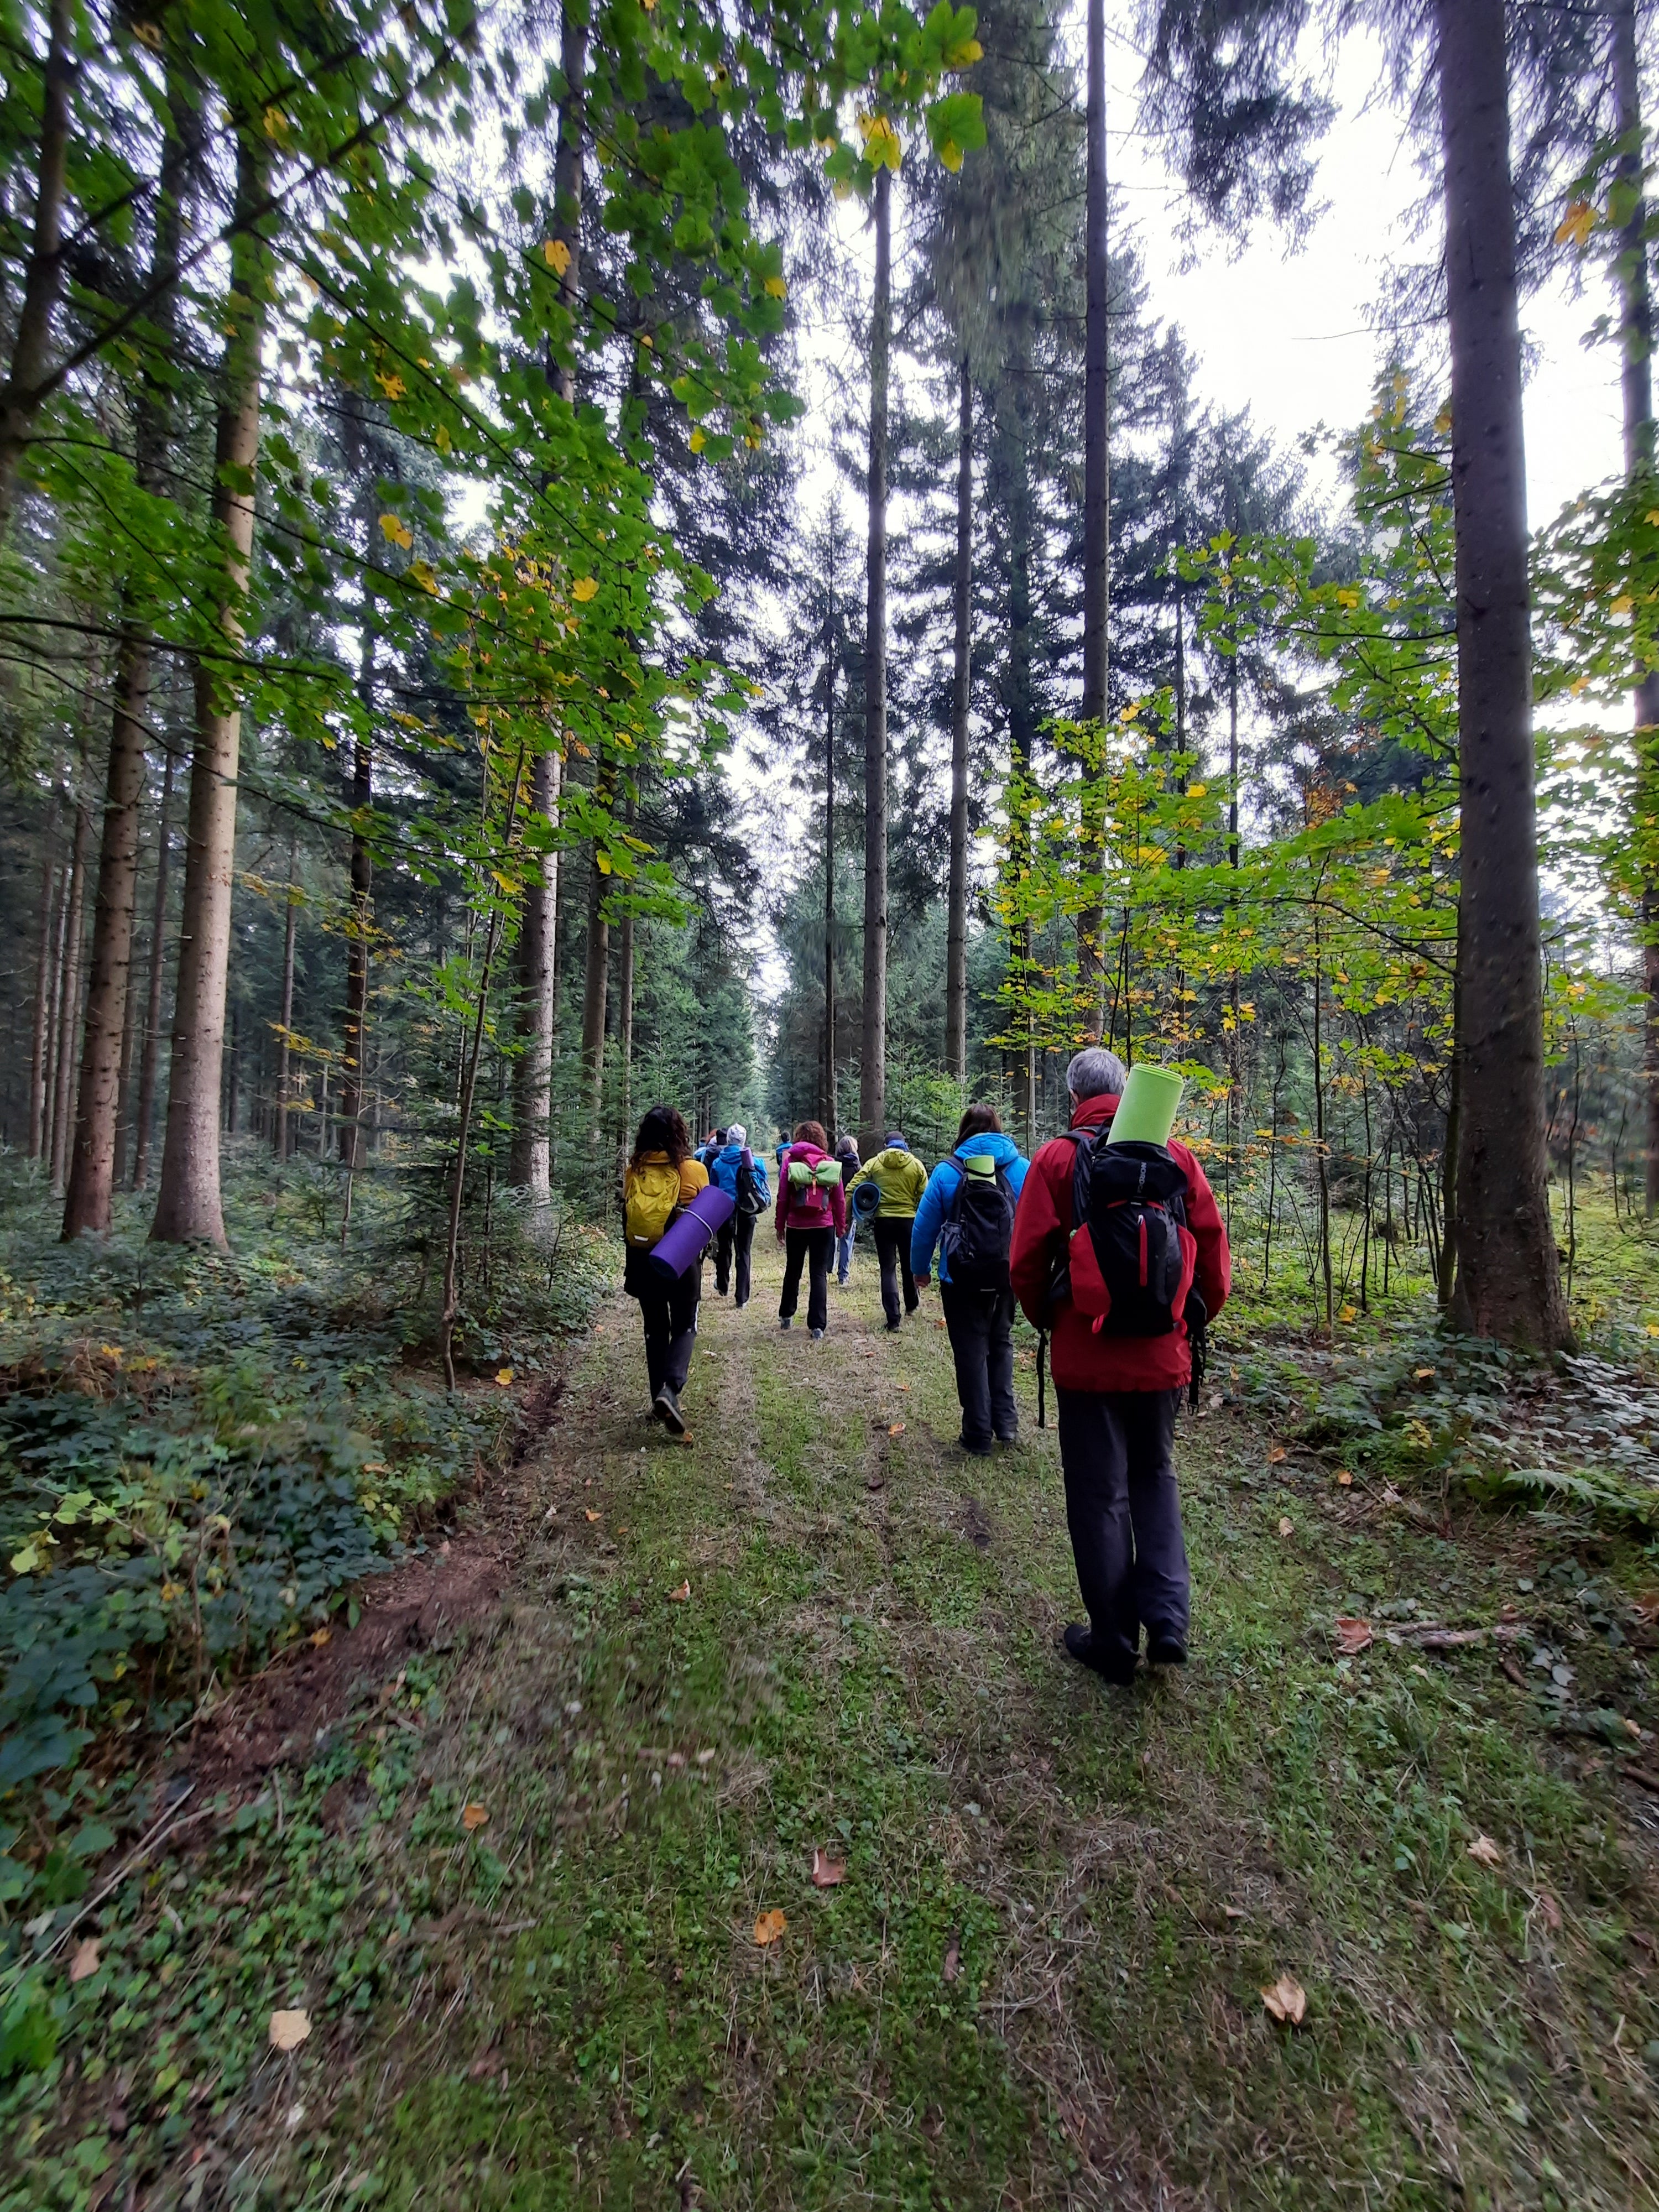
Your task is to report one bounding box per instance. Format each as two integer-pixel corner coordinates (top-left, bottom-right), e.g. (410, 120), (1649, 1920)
(940, 1154), (1016, 1294)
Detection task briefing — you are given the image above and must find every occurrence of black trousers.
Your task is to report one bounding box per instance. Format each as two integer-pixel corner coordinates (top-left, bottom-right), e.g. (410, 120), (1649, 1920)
(940, 1281), (1018, 1450)
(714, 1211), (756, 1304)
(872, 1215), (918, 1326)
(626, 1250), (702, 1401)
(779, 1227), (832, 1332)
(1055, 1386), (1187, 1671)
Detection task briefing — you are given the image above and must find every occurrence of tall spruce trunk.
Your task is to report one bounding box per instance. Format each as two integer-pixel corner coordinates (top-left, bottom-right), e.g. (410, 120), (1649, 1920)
(823, 603), (838, 1128)
(62, 629), (150, 1233)
(0, 0), (74, 536)
(338, 684), (373, 1171)
(1610, 0), (1659, 1208)
(131, 748), (173, 1190)
(859, 164), (891, 1154)
(1076, 0), (1111, 1031)
(579, 766), (614, 1135)
(28, 852), (55, 1159)
(945, 356), (972, 1083)
(50, 788), (88, 1192)
(1434, 0), (1568, 1346)
(509, 749), (560, 1193)
(275, 841), (297, 1161)
(151, 143), (267, 1246)
(62, 78), (186, 1232)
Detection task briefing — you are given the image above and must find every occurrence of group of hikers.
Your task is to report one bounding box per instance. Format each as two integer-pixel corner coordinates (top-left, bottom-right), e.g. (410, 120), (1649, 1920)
(619, 1046), (1231, 1686)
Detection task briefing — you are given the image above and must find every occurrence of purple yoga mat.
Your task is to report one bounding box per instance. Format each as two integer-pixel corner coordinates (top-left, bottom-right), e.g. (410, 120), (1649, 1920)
(647, 1181), (735, 1280)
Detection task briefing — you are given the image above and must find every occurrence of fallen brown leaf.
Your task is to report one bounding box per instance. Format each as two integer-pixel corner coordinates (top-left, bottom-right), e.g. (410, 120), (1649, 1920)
(309, 1627), (331, 1648)
(495, 1367), (514, 1386)
(753, 1909), (787, 1947)
(1466, 1833), (1503, 1868)
(1500, 1655), (1528, 1687)
(461, 1802), (489, 1832)
(942, 1931), (961, 1983)
(269, 2008), (312, 2051)
(1224, 1905), (1247, 1921)
(1413, 1366), (1434, 1380)
(1278, 1516), (1294, 1537)
(1535, 1890), (1563, 1932)
(1261, 1975), (1306, 2025)
(669, 1580), (691, 1602)
(888, 1422), (905, 1436)
(1335, 1469), (1353, 1488)
(1267, 1446), (1287, 1464)
(1334, 1616), (1373, 1655)
(585, 1508), (601, 1522)
(68, 1938), (100, 1983)
(811, 1849), (845, 1888)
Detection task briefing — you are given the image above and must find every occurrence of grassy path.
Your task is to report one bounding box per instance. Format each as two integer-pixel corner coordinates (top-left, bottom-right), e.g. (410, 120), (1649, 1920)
(14, 1239), (1659, 2208)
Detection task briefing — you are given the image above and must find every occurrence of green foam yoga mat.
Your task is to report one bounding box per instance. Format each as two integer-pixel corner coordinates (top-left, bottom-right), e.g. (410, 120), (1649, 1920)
(1107, 1063), (1183, 1146)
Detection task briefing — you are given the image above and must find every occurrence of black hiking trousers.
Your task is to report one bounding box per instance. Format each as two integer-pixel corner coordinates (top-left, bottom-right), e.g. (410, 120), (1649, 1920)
(940, 1281), (1018, 1451)
(1055, 1386), (1187, 1673)
(715, 1211), (756, 1305)
(780, 1227), (833, 1333)
(873, 1215), (919, 1326)
(625, 1248), (702, 1402)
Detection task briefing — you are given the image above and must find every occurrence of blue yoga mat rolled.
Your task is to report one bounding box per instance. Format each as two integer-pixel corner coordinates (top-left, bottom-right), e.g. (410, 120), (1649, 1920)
(647, 1182), (735, 1280)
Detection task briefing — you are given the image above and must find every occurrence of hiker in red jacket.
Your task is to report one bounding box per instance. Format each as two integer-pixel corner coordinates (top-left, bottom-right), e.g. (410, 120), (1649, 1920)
(1010, 1046), (1230, 1685)
(775, 1119), (848, 1339)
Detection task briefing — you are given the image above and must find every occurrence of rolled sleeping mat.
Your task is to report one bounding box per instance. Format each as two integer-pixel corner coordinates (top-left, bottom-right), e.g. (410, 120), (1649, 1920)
(1107, 1063), (1185, 1147)
(851, 1178), (883, 1220)
(647, 1181), (736, 1280)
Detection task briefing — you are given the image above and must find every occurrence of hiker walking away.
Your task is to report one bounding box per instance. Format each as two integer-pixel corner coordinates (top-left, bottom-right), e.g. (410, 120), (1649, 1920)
(709, 1123), (768, 1307)
(833, 1134), (860, 1285)
(912, 1105), (1029, 1455)
(622, 1104), (709, 1435)
(848, 1131), (927, 1330)
(1009, 1047), (1229, 1684)
(775, 1119), (846, 1339)
(695, 1127), (726, 1166)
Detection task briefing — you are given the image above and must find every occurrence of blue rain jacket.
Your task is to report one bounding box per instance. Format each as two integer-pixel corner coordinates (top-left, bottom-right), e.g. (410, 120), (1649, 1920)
(910, 1131), (1029, 1285)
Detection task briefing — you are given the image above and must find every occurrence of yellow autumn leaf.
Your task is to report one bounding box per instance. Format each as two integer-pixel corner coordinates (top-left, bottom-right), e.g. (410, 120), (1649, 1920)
(379, 513), (413, 550)
(495, 1366), (514, 1386)
(1554, 199), (1595, 248)
(945, 33), (983, 64)
(571, 576), (599, 601)
(859, 112), (902, 171)
(408, 559), (438, 594)
(542, 237), (571, 275)
(763, 274), (787, 299)
(374, 371), (406, 401)
(938, 138), (965, 172)
(753, 1909), (787, 1947)
(689, 427), (706, 452)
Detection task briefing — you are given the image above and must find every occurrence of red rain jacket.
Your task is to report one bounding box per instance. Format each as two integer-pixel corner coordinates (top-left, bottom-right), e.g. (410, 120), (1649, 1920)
(774, 1142), (848, 1237)
(1009, 1091), (1230, 1392)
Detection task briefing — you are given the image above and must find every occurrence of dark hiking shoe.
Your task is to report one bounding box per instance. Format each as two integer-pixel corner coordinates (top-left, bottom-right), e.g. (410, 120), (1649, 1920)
(1062, 1624), (1136, 1687)
(957, 1438), (994, 1458)
(653, 1385), (685, 1436)
(779, 1317), (792, 1330)
(885, 1318), (901, 1332)
(810, 1327), (825, 1341)
(1146, 1636), (1187, 1668)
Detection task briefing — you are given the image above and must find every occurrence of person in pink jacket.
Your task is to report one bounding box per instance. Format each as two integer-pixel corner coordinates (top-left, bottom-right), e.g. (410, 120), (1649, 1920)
(774, 1119), (847, 1339)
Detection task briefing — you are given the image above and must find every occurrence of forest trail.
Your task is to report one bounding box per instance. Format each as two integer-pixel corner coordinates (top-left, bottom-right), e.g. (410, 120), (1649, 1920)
(23, 1241), (1659, 2210)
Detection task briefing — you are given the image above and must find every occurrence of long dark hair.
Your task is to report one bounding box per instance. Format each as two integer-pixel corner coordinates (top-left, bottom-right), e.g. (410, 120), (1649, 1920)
(791, 1119), (827, 1150)
(956, 1103), (1001, 1147)
(630, 1104), (690, 1172)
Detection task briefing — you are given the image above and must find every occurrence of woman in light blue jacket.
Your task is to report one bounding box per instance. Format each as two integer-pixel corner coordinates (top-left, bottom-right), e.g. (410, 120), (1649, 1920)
(911, 1105), (1029, 1455)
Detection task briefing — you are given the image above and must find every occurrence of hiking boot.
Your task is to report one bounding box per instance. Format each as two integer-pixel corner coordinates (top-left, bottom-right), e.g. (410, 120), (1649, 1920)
(1146, 1636), (1187, 1668)
(885, 1317), (901, 1332)
(653, 1384), (685, 1435)
(810, 1326), (825, 1341)
(779, 1317), (792, 1330)
(1062, 1624), (1136, 1687)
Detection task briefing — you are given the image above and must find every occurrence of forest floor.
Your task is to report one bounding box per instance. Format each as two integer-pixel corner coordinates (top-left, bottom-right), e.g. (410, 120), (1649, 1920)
(10, 1235), (1659, 2210)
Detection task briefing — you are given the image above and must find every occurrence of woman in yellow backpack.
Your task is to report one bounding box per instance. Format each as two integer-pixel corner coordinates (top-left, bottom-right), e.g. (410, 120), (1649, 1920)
(623, 1104), (708, 1433)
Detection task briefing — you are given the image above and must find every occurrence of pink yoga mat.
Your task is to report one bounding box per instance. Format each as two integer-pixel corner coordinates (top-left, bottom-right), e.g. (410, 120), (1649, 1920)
(647, 1181), (735, 1280)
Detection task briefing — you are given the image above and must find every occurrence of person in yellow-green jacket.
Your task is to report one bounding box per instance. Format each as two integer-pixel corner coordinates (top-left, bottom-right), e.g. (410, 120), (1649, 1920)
(848, 1132), (928, 1330)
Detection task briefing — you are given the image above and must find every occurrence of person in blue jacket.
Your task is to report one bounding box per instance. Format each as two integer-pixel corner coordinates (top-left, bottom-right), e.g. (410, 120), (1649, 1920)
(911, 1104), (1030, 1455)
(707, 1124), (768, 1307)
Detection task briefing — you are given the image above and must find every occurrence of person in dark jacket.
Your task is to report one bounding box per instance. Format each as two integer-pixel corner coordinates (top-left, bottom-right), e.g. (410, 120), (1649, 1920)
(912, 1105), (1029, 1455)
(1009, 1046), (1230, 1685)
(833, 1134), (860, 1284)
(774, 1119), (847, 1338)
(708, 1123), (768, 1306)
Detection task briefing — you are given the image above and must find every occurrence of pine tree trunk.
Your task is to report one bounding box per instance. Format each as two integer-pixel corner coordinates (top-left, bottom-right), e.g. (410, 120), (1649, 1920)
(859, 163), (891, 1154)
(1076, 0), (1111, 1030)
(509, 749), (560, 1194)
(1434, 0), (1568, 1347)
(617, 895), (634, 1160)
(1610, 0), (1659, 1210)
(50, 789), (88, 1192)
(28, 853), (55, 1160)
(131, 747), (173, 1190)
(339, 702), (372, 1170)
(151, 143), (267, 1246)
(275, 842), (297, 1161)
(945, 355), (971, 1083)
(823, 601), (838, 1127)
(62, 628), (149, 1233)
(580, 768), (614, 1135)
(112, 911), (138, 1191)
(0, 0), (74, 536)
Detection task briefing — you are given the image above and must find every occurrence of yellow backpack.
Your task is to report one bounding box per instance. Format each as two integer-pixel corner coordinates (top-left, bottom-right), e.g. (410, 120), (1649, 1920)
(625, 1160), (682, 1248)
